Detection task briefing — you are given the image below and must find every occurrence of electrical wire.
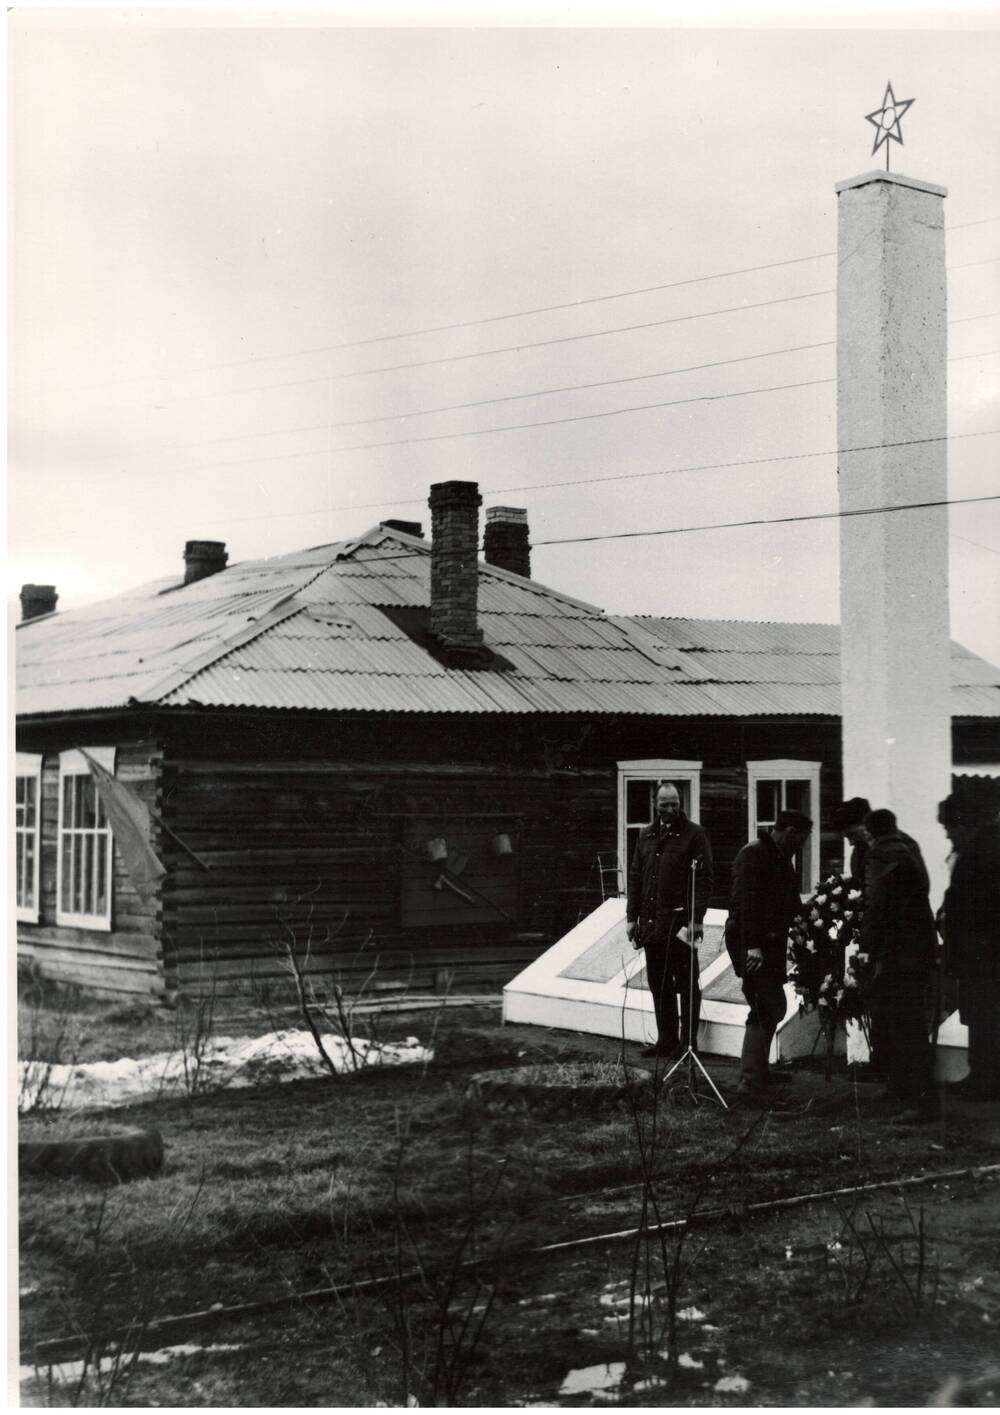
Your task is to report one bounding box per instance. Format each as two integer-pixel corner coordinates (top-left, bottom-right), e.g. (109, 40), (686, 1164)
(532, 493), (1000, 549)
(217, 427), (1000, 526)
(164, 346), (998, 455)
(53, 218), (999, 397)
(186, 376), (839, 473)
(179, 340), (839, 448)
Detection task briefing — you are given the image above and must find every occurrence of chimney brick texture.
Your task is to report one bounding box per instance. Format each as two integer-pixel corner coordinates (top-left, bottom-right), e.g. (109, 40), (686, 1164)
(429, 481), (483, 648)
(184, 540), (228, 586)
(484, 506), (531, 579)
(20, 584), (58, 622)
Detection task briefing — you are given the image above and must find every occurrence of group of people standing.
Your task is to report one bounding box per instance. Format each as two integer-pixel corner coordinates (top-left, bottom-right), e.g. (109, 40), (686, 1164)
(625, 780), (1000, 1115)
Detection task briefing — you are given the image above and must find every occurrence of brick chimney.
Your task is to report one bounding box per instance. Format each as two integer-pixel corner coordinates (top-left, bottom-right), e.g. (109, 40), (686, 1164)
(428, 481), (483, 650)
(484, 506), (531, 579)
(184, 540), (228, 586)
(19, 584), (58, 622)
(379, 519), (424, 538)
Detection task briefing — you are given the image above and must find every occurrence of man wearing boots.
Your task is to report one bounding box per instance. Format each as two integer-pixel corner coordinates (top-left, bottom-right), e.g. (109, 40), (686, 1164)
(626, 783), (714, 1060)
(728, 811), (812, 1106)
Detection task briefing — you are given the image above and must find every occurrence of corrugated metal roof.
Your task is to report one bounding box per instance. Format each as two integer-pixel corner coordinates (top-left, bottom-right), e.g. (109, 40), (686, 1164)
(15, 526), (1000, 719)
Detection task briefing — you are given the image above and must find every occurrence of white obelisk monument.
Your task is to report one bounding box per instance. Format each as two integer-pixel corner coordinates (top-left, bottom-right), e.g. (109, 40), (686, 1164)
(836, 162), (951, 900)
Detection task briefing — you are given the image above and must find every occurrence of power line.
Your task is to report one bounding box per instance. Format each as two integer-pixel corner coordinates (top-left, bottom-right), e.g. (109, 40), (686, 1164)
(163, 345), (999, 455)
(162, 334), (1000, 469)
(135, 299), (1000, 415)
(532, 493), (1000, 549)
(215, 427), (1000, 526)
(187, 376), (839, 473)
(58, 223), (999, 397)
(180, 340), (838, 448)
(163, 287), (838, 403)
(952, 532), (1000, 558)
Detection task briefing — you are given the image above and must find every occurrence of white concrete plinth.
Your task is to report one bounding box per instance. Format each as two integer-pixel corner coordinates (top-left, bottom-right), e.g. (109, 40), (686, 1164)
(502, 899), (830, 1064)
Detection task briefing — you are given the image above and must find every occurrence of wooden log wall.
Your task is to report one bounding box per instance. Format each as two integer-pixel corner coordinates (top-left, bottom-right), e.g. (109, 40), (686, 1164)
(158, 754), (575, 997)
(22, 703), (944, 1002)
(15, 737), (164, 997)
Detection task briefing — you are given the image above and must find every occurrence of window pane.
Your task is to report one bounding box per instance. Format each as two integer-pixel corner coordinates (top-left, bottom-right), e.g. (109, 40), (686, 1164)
(25, 778), (37, 827)
(79, 776), (97, 829)
(62, 837), (73, 913)
(625, 825), (643, 877)
(74, 834), (86, 914)
(626, 779), (653, 824)
(16, 776), (25, 806)
(63, 776), (75, 829)
(17, 839), (26, 908)
(95, 839), (108, 917)
(785, 779), (811, 815)
(755, 780), (779, 824)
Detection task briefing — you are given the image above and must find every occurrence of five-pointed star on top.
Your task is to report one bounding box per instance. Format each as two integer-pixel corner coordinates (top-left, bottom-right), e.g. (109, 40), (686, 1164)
(865, 81), (915, 156)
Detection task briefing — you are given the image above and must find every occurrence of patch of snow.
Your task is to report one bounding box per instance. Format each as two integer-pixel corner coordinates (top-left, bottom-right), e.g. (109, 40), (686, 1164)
(20, 1343), (242, 1387)
(714, 1373), (750, 1393)
(678, 1353), (704, 1370)
(677, 1305), (707, 1322)
(559, 1362), (626, 1396)
(632, 1378), (668, 1393)
(18, 1031), (433, 1112)
(517, 1292), (560, 1306)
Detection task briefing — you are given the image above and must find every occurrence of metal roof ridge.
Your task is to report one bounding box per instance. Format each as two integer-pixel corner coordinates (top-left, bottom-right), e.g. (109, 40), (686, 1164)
(477, 558), (605, 615)
(626, 613), (841, 629)
(130, 600), (307, 705)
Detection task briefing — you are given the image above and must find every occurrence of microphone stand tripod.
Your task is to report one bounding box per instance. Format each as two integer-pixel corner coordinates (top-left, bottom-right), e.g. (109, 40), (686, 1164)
(662, 856), (728, 1108)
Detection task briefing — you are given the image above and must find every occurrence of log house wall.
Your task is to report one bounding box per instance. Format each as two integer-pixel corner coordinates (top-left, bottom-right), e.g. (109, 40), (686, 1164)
(17, 708), (982, 998)
(15, 736), (164, 996)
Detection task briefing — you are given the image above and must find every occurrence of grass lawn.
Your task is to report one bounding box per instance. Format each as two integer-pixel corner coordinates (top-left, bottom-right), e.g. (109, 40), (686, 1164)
(17, 982), (1000, 1407)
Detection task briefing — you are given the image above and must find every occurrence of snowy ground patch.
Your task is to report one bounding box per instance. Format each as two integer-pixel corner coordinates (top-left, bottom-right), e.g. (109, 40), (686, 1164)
(19, 1030), (433, 1111)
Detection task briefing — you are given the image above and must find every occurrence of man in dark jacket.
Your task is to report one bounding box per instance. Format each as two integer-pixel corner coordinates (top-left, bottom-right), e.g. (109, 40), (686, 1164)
(728, 810), (811, 1104)
(833, 796), (925, 1079)
(859, 809), (938, 1120)
(938, 791), (1000, 1101)
(626, 782), (714, 1059)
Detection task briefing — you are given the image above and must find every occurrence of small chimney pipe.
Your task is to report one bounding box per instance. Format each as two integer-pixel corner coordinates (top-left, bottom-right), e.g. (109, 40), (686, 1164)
(428, 481), (483, 650)
(184, 540), (228, 586)
(20, 584), (58, 622)
(484, 506), (531, 579)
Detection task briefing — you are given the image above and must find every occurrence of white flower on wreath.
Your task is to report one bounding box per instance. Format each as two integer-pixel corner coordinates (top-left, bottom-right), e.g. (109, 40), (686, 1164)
(829, 902), (840, 914)
(831, 886), (843, 897)
(848, 889), (862, 901)
(806, 940), (816, 953)
(828, 926), (841, 941)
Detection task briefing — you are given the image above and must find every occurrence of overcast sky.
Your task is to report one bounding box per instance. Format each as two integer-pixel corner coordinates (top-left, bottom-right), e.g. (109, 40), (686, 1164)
(8, 9), (1000, 661)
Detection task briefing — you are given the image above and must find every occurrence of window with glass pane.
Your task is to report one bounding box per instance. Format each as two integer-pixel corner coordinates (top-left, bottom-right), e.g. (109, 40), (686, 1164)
(622, 775), (693, 877)
(58, 769), (112, 925)
(16, 770), (40, 917)
(747, 762), (818, 892)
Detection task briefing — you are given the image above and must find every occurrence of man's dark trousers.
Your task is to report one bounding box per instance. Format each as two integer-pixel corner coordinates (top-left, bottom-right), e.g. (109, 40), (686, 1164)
(871, 969), (935, 1106)
(644, 913), (700, 1052)
(739, 974), (787, 1094)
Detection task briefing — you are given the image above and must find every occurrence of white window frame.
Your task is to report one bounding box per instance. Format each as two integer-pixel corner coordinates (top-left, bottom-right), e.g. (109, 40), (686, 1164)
(747, 759), (822, 894)
(15, 752), (43, 923)
(56, 747), (116, 931)
(617, 760), (703, 889)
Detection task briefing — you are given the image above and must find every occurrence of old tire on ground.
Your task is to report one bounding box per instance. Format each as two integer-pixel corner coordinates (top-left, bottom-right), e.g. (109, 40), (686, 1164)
(19, 1129), (165, 1183)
